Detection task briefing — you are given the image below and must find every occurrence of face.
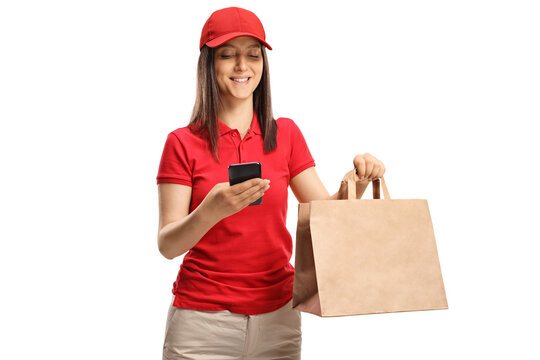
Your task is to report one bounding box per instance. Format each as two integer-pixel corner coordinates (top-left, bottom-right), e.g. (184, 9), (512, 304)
(213, 36), (263, 103)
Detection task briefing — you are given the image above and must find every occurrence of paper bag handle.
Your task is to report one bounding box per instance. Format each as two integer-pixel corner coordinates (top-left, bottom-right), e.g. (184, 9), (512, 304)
(344, 169), (391, 200)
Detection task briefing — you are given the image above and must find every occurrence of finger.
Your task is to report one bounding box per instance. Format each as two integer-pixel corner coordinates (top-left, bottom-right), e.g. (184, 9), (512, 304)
(230, 178), (267, 195)
(237, 179), (268, 200)
(365, 160), (374, 179)
(354, 158), (366, 178)
(368, 165), (380, 180)
(240, 181), (269, 205)
(376, 163), (386, 178)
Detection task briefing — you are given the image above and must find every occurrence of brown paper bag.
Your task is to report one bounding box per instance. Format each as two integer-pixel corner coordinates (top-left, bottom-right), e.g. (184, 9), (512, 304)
(292, 170), (448, 317)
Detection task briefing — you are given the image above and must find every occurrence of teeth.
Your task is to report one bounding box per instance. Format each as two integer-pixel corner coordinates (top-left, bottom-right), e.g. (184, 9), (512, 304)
(232, 78), (249, 82)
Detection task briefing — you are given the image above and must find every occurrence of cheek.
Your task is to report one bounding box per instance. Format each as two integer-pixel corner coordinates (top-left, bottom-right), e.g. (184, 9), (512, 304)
(213, 63), (228, 79)
(254, 64), (264, 82)
(214, 69), (229, 88)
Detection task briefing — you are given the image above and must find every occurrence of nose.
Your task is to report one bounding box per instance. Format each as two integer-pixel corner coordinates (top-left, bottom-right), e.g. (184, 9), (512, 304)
(234, 55), (248, 72)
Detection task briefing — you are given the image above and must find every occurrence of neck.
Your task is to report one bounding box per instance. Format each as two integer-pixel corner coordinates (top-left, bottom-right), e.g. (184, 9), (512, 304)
(217, 95), (254, 132)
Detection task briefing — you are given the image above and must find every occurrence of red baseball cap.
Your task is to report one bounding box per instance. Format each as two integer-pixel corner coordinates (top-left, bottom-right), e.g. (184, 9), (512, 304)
(199, 7), (272, 51)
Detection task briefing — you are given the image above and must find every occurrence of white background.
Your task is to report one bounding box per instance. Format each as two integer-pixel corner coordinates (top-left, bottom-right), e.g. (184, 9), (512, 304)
(1, 0), (539, 359)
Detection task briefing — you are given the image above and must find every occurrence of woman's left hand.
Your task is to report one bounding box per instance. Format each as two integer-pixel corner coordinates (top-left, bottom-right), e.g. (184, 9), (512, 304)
(352, 153), (386, 181)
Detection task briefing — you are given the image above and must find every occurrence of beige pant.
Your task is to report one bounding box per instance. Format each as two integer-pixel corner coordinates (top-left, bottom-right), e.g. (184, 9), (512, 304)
(162, 296), (302, 360)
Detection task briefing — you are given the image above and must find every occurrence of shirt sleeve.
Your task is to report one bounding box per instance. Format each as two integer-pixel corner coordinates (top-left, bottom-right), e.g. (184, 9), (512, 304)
(288, 119), (316, 179)
(156, 132), (193, 186)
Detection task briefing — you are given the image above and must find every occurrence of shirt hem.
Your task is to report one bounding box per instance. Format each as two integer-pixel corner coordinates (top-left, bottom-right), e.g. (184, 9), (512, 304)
(172, 295), (293, 315)
(290, 161), (316, 180)
(156, 178), (192, 186)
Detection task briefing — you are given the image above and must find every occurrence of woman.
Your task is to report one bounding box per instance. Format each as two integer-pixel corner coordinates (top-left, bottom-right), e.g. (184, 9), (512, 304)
(156, 7), (385, 359)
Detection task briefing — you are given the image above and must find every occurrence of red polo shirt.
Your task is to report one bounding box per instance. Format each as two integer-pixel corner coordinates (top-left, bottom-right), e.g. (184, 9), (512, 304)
(156, 111), (315, 315)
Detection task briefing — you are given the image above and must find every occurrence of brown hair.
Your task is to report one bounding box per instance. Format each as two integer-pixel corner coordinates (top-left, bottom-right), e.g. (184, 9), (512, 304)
(188, 42), (278, 162)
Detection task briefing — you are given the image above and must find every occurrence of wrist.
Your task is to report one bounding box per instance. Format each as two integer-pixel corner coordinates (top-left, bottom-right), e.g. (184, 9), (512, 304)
(194, 202), (222, 227)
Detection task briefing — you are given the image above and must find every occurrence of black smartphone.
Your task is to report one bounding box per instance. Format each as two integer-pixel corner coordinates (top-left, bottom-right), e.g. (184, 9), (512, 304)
(228, 162), (262, 205)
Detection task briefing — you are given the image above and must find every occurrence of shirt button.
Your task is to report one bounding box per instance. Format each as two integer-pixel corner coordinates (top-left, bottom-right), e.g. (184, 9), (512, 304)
(232, 133), (236, 137)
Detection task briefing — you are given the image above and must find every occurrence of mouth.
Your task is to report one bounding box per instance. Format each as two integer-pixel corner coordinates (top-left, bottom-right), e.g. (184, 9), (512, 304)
(230, 76), (251, 85)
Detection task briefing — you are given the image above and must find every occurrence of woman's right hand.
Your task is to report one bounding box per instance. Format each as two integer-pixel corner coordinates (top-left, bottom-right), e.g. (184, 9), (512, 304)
(199, 178), (271, 222)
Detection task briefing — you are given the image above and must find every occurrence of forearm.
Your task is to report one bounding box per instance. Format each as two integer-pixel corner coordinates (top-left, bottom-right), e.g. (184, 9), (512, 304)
(158, 205), (219, 260)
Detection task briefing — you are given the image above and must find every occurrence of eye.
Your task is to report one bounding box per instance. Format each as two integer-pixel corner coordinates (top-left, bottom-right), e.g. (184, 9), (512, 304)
(220, 54), (233, 59)
(249, 55), (259, 59)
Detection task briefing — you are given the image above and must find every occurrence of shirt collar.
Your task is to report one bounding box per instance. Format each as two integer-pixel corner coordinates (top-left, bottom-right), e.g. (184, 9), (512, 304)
(218, 110), (262, 137)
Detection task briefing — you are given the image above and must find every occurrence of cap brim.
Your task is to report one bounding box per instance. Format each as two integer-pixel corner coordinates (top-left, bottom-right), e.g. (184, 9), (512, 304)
(204, 32), (272, 50)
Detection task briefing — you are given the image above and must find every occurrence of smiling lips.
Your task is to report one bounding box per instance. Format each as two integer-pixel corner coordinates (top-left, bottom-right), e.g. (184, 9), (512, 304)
(230, 76), (251, 85)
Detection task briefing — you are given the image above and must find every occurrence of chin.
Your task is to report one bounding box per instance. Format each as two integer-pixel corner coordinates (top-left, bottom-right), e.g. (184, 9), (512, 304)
(230, 92), (254, 101)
